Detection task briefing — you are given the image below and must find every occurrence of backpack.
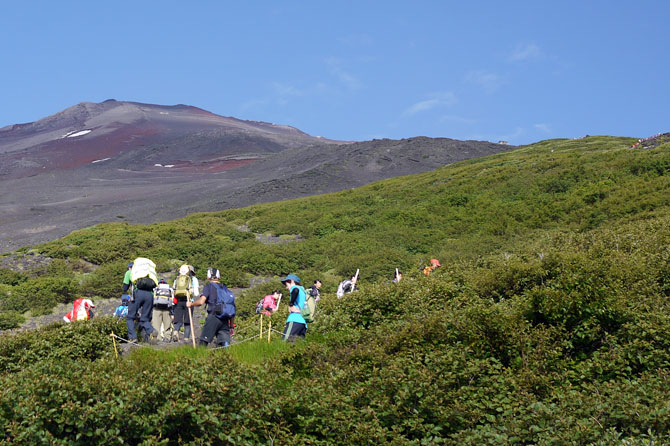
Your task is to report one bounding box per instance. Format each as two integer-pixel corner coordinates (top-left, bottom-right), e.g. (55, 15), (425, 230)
(131, 258), (158, 291)
(336, 280), (352, 298)
(212, 284), (236, 319)
(255, 299), (264, 314)
(174, 274), (192, 299)
(300, 293), (316, 323)
(154, 284), (173, 308)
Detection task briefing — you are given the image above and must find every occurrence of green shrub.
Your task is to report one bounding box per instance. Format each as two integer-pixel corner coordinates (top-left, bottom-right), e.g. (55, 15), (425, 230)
(4, 277), (79, 315)
(0, 268), (28, 286)
(0, 310), (25, 330)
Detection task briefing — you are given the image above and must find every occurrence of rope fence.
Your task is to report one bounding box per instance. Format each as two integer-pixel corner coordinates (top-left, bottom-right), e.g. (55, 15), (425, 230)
(110, 314), (286, 355)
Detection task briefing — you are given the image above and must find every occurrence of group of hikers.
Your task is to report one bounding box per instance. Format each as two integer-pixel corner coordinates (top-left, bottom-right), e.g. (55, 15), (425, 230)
(116, 259), (237, 346)
(64, 256), (442, 346)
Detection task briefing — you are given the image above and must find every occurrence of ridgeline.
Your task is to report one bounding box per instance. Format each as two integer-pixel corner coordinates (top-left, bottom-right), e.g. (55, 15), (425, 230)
(0, 135), (669, 444)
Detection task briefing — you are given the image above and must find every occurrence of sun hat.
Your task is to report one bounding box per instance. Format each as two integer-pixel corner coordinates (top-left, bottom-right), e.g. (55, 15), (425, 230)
(281, 274), (301, 284)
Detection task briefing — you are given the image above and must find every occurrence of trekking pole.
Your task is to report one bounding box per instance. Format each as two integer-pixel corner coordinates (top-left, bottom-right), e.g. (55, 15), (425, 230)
(351, 269), (360, 292)
(187, 298), (196, 348)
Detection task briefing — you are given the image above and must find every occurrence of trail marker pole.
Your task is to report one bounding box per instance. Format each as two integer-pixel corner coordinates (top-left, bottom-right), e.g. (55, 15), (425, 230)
(268, 319), (272, 343)
(110, 332), (119, 359)
(260, 313), (263, 339)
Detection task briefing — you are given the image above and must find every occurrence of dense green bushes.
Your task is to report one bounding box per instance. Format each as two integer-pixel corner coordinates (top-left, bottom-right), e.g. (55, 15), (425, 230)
(0, 136), (668, 443)
(0, 224), (668, 443)
(4, 136), (668, 320)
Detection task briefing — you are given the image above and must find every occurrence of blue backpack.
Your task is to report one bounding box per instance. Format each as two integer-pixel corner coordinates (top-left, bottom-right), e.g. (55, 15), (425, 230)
(212, 283), (236, 319)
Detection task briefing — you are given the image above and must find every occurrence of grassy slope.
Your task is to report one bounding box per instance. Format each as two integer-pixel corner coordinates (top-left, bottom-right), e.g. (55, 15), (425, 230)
(0, 136), (669, 444)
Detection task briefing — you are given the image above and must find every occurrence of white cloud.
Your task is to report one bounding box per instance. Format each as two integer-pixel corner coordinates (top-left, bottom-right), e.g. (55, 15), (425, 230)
(325, 57), (362, 90)
(465, 70), (504, 93)
(402, 92), (457, 117)
(509, 43), (541, 62)
(271, 82), (304, 105)
(439, 115), (477, 125)
(240, 82), (304, 110)
(240, 58), (363, 112)
(534, 123), (552, 133)
(404, 99), (440, 116)
(240, 98), (269, 110)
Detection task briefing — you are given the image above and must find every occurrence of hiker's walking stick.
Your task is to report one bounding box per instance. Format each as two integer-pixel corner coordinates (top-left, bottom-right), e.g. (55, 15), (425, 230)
(351, 268), (360, 292)
(187, 299), (196, 348)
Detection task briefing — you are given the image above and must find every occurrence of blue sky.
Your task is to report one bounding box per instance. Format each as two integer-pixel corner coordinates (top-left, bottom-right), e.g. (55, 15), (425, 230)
(1, 1), (667, 145)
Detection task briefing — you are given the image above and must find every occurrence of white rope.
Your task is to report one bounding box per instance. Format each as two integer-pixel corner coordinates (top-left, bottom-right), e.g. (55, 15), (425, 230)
(110, 321), (285, 353)
(111, 333), (141, 347)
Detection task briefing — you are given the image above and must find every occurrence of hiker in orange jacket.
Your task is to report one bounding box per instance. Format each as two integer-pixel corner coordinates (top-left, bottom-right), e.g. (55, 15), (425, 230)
(423, 258), (441, 276)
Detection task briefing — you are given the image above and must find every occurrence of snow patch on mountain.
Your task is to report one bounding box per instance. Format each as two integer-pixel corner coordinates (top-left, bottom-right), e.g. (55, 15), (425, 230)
(62, 129), (92, 138)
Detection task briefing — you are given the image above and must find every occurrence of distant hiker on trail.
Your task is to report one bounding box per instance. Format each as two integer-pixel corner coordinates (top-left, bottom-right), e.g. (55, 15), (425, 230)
(122, 262), (134, 295)
(172, 264), (199, 342)
(336, 271), (358, 298)
(308, 279), (322, 303)
(257, 290), (281, 317)
(114, 295), (130, 318)
(152, 279), (174, 342)
(281, 274), (307, 342)
(423, 258), (441, 276)
(126, 257), (158, 343)
(63, 298), (95, 322)
(392, 269), (402, 283)
(188, 268), (236, 347)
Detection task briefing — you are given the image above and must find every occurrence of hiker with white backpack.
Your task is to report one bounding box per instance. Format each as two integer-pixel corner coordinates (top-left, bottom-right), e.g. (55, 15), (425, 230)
(126, 257), (158, 343)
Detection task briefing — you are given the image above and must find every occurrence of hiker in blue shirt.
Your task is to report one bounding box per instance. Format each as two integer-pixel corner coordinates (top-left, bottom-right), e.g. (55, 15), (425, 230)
(114, 295), (130, 318)
(280, 274), (307, 342)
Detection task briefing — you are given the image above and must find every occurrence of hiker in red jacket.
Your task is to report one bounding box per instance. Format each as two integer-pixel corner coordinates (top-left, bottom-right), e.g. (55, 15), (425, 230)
(63, 298), (95, 322)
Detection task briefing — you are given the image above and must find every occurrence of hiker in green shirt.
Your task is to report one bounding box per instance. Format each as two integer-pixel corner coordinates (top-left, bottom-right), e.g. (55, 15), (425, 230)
(122, 262), (134, 295)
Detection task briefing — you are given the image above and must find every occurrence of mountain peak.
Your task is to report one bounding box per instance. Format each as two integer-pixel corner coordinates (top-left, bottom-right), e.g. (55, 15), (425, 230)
(0, 99), (338, 178)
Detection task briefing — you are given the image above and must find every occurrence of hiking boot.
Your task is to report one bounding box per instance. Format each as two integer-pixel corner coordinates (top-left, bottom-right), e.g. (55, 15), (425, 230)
(143, 333), (159, 345)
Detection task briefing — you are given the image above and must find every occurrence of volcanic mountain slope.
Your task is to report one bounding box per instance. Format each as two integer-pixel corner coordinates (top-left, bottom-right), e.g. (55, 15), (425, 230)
(0, 99), (335, 179)
(0, 100), (514, 252)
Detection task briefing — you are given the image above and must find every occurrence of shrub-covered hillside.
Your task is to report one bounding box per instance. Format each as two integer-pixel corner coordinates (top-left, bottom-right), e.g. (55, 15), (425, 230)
(3, 135), (669, 323)
(0, 136), (668, 444)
